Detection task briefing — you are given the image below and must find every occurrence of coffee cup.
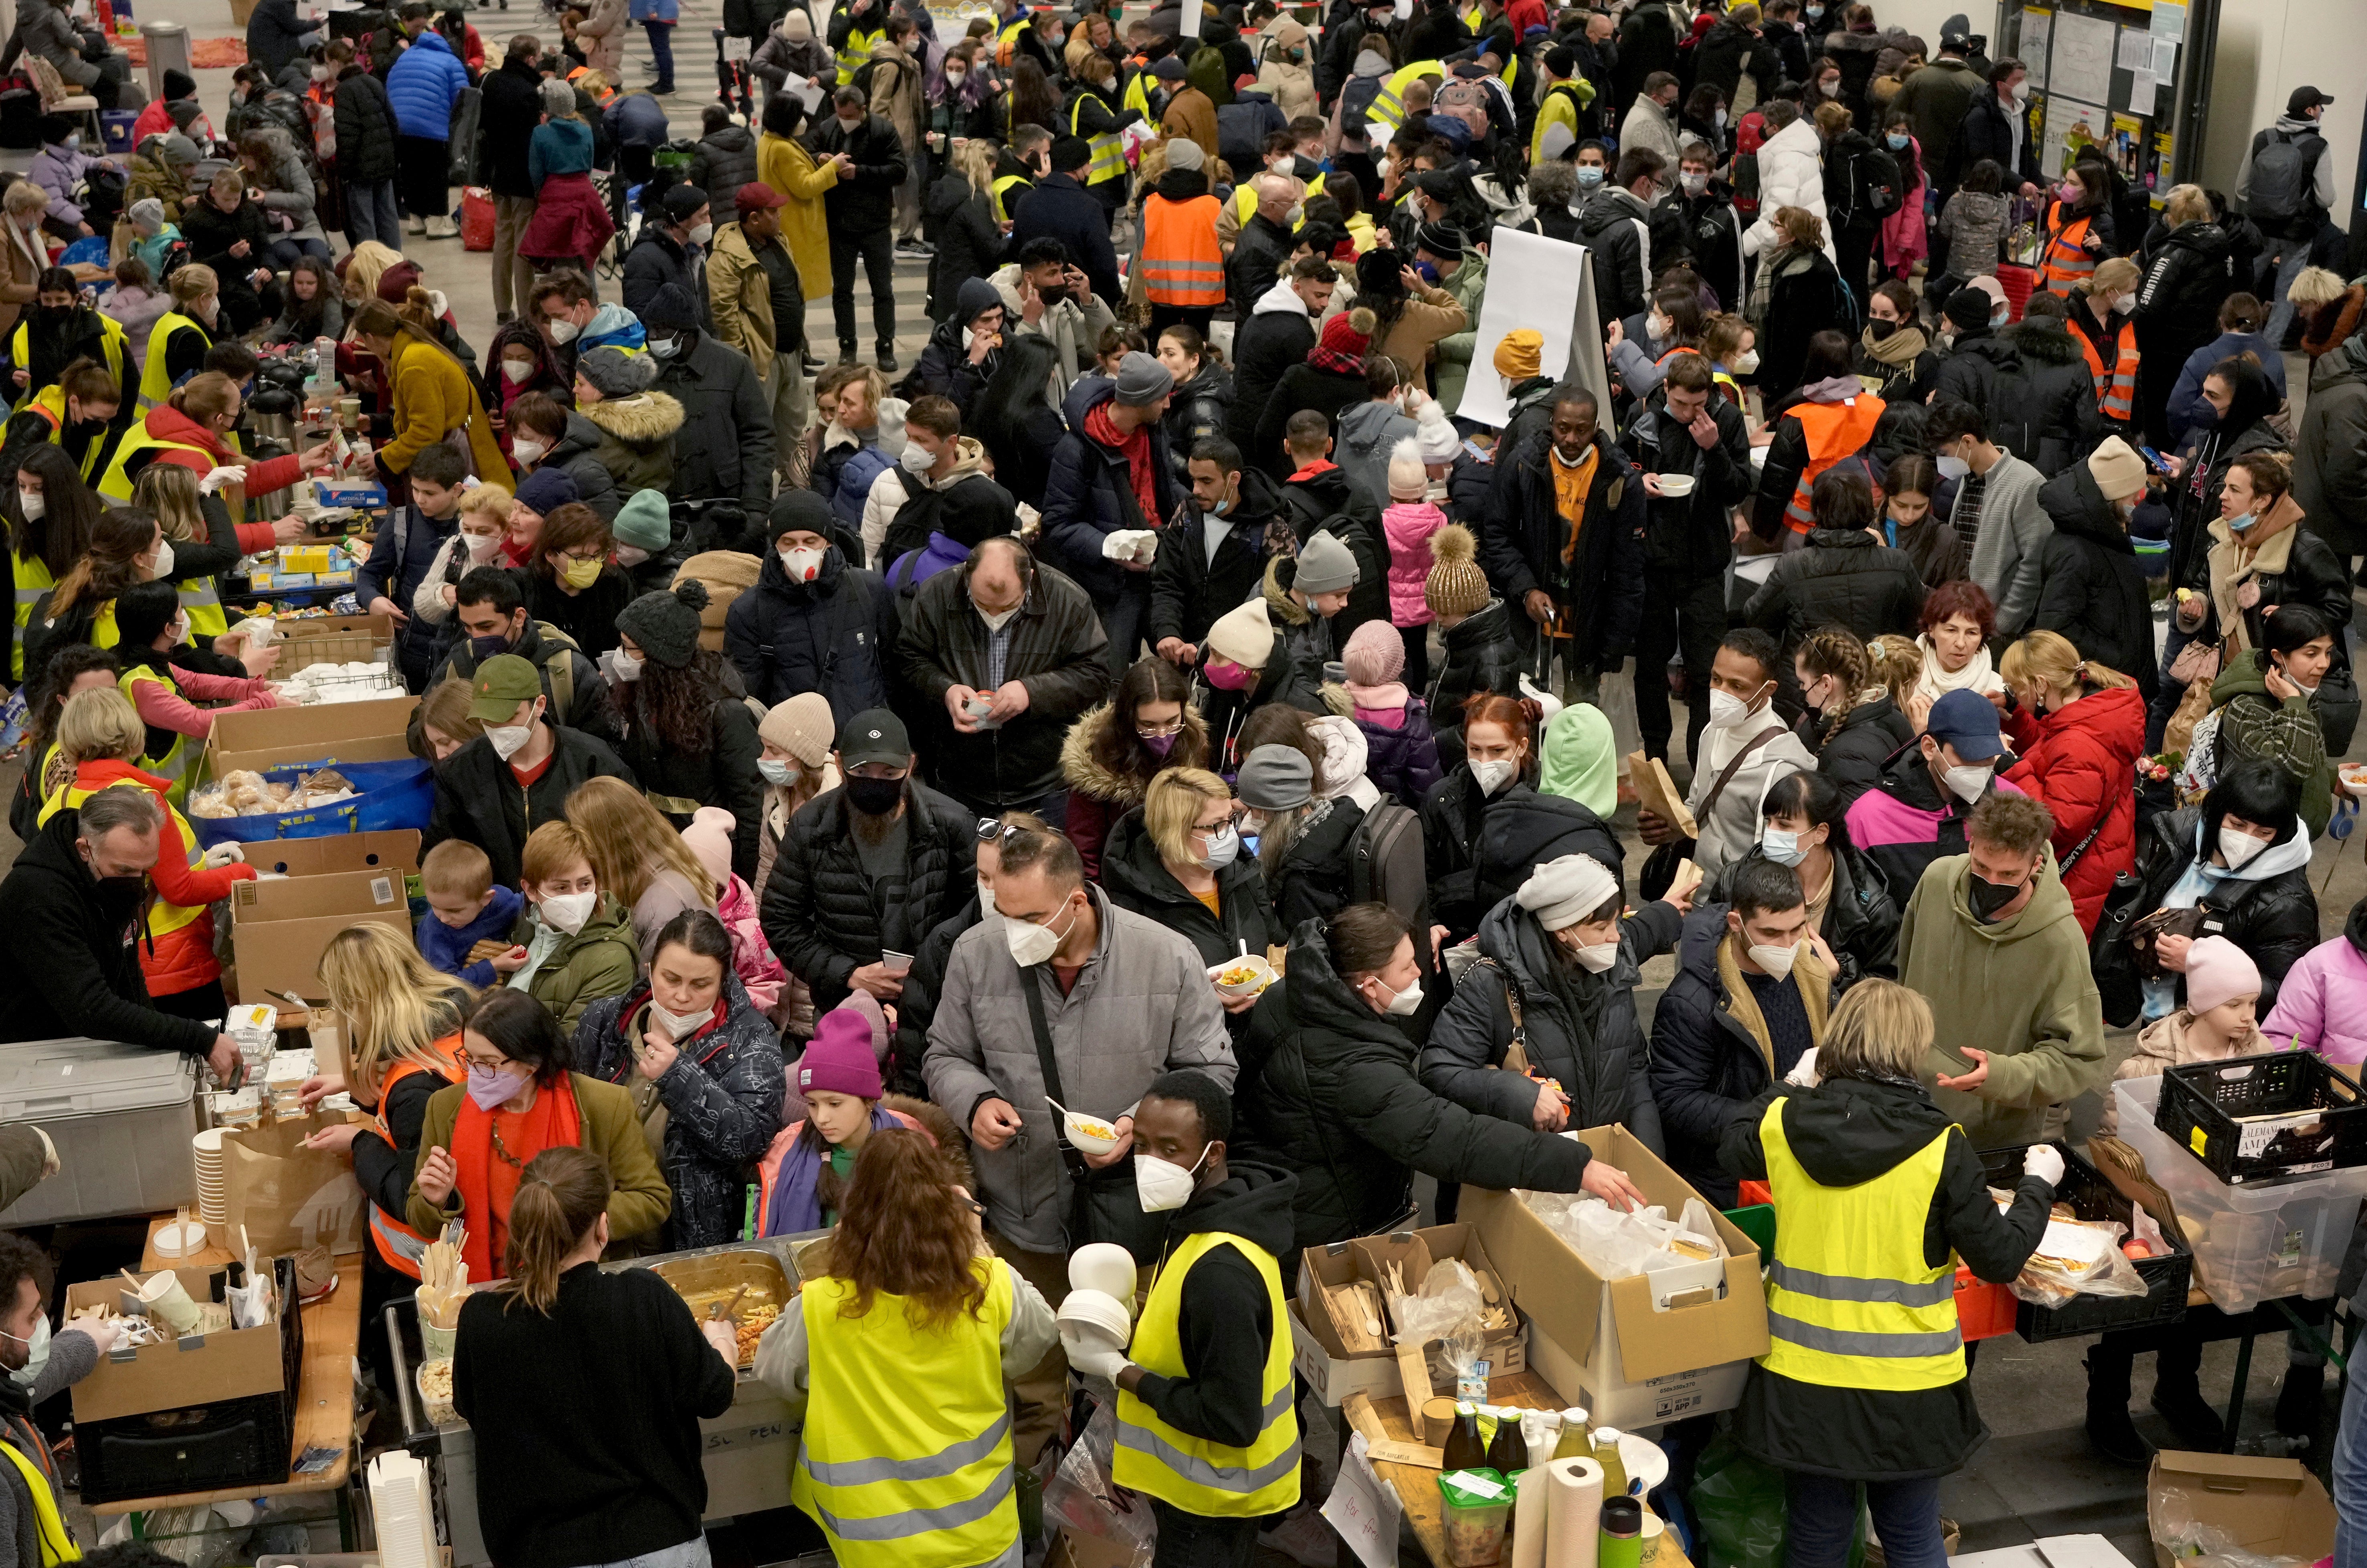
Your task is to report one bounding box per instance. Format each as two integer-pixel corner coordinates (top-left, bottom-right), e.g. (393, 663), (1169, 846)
(136, 1270), (202, 1336)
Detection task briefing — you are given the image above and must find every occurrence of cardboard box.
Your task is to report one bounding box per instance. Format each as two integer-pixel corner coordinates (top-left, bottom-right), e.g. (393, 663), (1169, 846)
(271, 613), (393, 675)
(229, 867), (411, 1006)
(1465, 1125), (1768, 1427)
(1293, 1224), (1526, 1406)
(234, 828), (421, 879)
(2146, 1452), (2335, 1568)
(206, 694), (417, 777)
(63, 1266), (292, 1424)
(1047, 1531), (1140, 1568)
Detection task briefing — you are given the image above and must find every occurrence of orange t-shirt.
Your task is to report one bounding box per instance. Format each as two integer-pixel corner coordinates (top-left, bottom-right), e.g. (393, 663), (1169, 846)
(1192, 886), (1222, 918)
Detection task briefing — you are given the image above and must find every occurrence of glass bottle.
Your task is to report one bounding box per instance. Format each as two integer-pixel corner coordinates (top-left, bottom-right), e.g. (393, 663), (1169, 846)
(1442, 1400), (1488, 1472)
(1552, 1407), (1593, 1460)
(1486, 1405), (1530, 1473)
(1592, 1427), (1630, 1498)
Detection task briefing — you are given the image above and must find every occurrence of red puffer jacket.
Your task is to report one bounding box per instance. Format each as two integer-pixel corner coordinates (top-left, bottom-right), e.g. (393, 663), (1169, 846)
(2002, 683), (2147, 937)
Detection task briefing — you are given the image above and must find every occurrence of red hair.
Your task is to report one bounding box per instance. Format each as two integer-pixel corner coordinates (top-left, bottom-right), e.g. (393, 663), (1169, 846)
(1919, 580), (1997, 641)
(822, 1128), (988, 1330)
(1461, 693), (1542, 748)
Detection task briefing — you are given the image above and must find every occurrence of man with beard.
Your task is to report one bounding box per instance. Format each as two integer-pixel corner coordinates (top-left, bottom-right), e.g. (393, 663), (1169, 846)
(760, 708), (978, 1020)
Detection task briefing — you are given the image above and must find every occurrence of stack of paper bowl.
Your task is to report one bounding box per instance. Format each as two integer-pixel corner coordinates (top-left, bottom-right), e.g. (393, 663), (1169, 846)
(193, 1128), (228, 1229)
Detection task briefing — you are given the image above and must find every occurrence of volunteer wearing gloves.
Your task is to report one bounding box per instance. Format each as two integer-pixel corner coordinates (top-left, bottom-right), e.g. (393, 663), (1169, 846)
(754, 1127), (1056, 1568)
(453, 1146), (738, 1568)
(1063, 1072), (1302, 1568)
(1, 1229), (123, 1568)
(1718, 979), (2057, 1568)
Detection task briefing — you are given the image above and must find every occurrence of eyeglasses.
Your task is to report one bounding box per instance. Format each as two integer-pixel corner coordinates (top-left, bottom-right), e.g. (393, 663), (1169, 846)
(1135, 719), (1185, 739)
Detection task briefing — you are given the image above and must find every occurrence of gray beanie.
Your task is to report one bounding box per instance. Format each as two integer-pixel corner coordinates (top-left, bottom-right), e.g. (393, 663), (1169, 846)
(578, 344), (659, 398)
(1236, 744), (1314, 811)
(1293, 529), (1360, 596)
(1112, 350), (1174, 407)
(127, 197), (165, 236)
(159, 133), (201, 168)
(614, 580), (711, 668)
(1164, 136), (1205, 172)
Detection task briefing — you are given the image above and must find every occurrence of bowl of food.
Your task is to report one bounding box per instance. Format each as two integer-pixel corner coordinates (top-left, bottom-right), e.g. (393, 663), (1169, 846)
(1069, 1242), (1138, 1303)
(2341, 763), (2367, 799)
(1209, 955), (1278, 1000)
(1062, 1108), (1124, 1156)
(1655, 474), (1697, 499)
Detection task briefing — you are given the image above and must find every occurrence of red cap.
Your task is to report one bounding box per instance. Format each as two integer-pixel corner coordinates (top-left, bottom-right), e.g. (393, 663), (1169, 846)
(734, 181), (788, 213)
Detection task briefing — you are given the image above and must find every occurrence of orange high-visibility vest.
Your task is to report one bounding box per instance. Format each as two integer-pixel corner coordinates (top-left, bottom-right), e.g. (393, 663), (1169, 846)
(366, 1034), (469, 1277)
(2040, 202), (2097, 295)
(1780, 394), (1887, 534)
(1140, 192), (1225, 307)
(2078, 315), (2139, 424)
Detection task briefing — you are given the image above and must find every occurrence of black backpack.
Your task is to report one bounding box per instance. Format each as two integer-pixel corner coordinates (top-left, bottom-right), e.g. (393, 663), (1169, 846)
(1350, 798), (1427, 929)
(2246, 129), (2321, 230)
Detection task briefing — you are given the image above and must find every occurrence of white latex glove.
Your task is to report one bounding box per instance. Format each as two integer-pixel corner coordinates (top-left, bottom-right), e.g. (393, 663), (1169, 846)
(1063, 1338), (1130, 1382)
(69, 1315), (123, 1354)
(701, 1317), (740, 1364)
(2023, 1144), (2065, 1188)
(1783, 1047), (1820, 1088)
(200, 842), (246, 868)
(199, 465), (248, 496)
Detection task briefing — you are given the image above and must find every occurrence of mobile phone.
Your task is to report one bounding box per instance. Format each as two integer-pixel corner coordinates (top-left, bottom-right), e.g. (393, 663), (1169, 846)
(2137, 445), (2169, 473)
(880, 950), (914, 977)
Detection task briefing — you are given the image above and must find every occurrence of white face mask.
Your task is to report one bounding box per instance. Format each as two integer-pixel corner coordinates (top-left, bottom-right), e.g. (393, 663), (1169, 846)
(1471, 758), (1514, 795)
(646, 999), (710, 1039)
(1003, 897), (1076, 966)
(613, 542), (650, 568)
(16, 490), (42, 521)
(944, 68), (966, 85)
(1747, 940), (1799, 979)
(2219, 826), (2268, 869)
(501, 358), (535, 384)
(510, 436), (547, 466)
(2111, 292), (2136, 315)
(1200, 822), (1241, 869)
(1943, 761), (1993, 804)
(1135, 1144), (1208, 1211)
(612, 648), (644, 681)
(1935, 453), (1971, 481)
(900, 443), (936, 477)
(1647, 311), (1672, 341)
(540, 889), (596, 934)
(548, 318), (580, 344)
(465, 530), (505, 564)
(758, 757), (796, 786)
(1706, 686), (1759, 729)
(150, 537), (174, 580)
(781, 545), (826, 582)
(1369, 974), (1423, 1016)
(687, 222), (713, 246)
(487, 720), (536, 760)
(978, 603), (1019, 632)
(170, 614), (190, 646)
(1732, 349), (1760, 374)
(976, 878), (997, 915)
(1569, 939), (1619, 974)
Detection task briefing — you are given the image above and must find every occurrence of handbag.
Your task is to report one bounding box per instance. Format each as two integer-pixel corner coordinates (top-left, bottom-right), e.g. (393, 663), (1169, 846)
(1019, 970), (1168, 1263)
(1638, 727), (1783, 901)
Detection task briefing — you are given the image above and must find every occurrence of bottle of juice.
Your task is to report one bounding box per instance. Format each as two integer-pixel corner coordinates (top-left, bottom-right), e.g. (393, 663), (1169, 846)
(1592, 1427), (1629, 1498)
(1442, 1402), (1488, 1473)
(1552, 1408), (1593, 1460)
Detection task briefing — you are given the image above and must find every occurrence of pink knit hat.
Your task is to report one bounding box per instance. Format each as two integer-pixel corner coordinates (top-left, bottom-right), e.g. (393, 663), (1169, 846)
(2184, 936), (2262, 1015)
(796, 1010), (883, 1099)
(681, 807), (736, 890)
(1342, 619), (1405, 689)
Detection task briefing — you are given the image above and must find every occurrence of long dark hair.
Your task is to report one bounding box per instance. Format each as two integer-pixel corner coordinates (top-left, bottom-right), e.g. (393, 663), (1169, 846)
(626, 648), (727, 756)
(970, 333), (1063, 469)
(112, 578), (180, 674)
(1880, 108), (1922, 194)
(48, 505), (157, 619)
(282, 254), (336, 336)
(6, 442), (104, 580)
(1008, 57), (1058, 131)
(24, 641), (117, 758)
(1090, 656), (1205, 785)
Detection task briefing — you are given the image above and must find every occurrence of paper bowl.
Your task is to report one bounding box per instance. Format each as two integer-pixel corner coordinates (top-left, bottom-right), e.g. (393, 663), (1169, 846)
(1655, 474), (1696, 498)
(1062, 1109), (1122, 1156)
(1208, 955), (1277, 999)
(1069, 1243), (1138, 1303)
(2341, 764), (2367, 800)
(1619, 1431), (1670, 1498)
(1057, 1289), (1133, 1353)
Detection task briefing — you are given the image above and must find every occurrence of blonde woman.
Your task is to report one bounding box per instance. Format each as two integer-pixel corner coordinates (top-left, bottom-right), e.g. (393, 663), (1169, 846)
(565, 774), (718, 961)
(412, 483), (513, 632)
(1998, 630), (2146, 937)
(411, 675), (484, 763)
(2068, 255), (2143, 433)
(1720, 978), (2055, 1568)
(928, 137), (1003, 327)
(129, 459), (297, 643)
(294, 924), (474, 1287)
(1101, 766), (1277, 1018)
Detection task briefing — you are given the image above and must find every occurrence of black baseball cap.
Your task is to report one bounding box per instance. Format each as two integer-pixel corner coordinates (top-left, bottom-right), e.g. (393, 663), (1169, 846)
(2288, 86), (2334, 115)
(837, 709), (912, 768)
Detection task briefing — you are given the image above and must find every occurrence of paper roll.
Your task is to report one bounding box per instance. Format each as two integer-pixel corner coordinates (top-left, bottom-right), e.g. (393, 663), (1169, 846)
(1543, 1457), (1604, 1568)
(1512, 1464), (1550, 1568)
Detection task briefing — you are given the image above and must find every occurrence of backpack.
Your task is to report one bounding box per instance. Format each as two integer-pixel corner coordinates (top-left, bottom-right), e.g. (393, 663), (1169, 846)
(1431, 77), (1490, 139)
(1853, 142), (1900, 219)
(2245, 129), (2321, 230)
(1349, 797), (1427, 929)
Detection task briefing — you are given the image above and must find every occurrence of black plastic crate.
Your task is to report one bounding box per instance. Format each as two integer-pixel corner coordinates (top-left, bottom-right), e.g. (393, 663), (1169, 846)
(2153, 1051), (2367, 1187)
(1976, 1142), (2192, 1343)
(75, 1256), (306, 1505)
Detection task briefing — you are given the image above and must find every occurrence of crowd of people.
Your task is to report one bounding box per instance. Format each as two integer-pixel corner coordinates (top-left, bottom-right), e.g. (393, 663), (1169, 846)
(0, 0), (2362, 1565)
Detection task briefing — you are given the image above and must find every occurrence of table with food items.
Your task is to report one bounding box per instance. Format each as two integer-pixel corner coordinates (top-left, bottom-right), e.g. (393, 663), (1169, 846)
(396, 1229), (825, 1568)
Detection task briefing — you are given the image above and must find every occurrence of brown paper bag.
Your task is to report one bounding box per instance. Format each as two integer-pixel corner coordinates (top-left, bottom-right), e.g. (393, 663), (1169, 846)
(220, 1112), (366, 1256)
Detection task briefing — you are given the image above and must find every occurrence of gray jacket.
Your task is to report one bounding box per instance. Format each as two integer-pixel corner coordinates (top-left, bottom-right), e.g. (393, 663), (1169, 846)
(989, 263), (1116, 400)
(1957, 447), (2054, 637)
(923, 885), (1236, 1253)
(0, 1326), (98, 1568)
(1685, 706), (1814, 880)
(1335, 398), (1415, 513)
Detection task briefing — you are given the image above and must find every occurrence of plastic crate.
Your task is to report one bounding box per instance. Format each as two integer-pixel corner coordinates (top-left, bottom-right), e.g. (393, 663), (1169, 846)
(2154, 1051), (2367, 1187)
(1975, 1142), (2192, 1342)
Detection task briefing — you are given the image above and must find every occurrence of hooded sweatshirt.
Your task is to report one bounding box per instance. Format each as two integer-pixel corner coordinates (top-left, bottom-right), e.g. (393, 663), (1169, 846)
(1897, 850), (2108, 1148)
(1125, 1161), (1301, 1448)
(2139, 814), (2316, 1022)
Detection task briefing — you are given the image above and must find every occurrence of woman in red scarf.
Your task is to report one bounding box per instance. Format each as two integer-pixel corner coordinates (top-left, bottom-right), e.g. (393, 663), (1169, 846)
(407, 989), (671, 1279)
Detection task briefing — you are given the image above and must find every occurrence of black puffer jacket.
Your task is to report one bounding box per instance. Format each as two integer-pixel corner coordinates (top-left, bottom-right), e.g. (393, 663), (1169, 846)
(1575, 186), (1652, 325)
(334, 65), (400, 185)
(651, 329), (775, 509)
(423, 725), (638, 889)
(1426, 598), (1523, 769)
(2033, 463), (2158, 699)
(723, 509), (900, 725)
(1479, 427), (1645, 673)
(1421, 897), (1677, 1148)
(758, 776), (977, 1016)
(1041, 375), (1178, 602)
(1148, 467), (1282, 652)
(1625, 390), (1755, 581)
(1276, 461), (1392, 655)
(541, 412), (624, 521)
(689, 126), (760, 205)
(1101, 806), (1279, 974)
(1712, 840), (1901, 992)
(1162, 362), (1233, 485)
(1744, 527), (1925, 650)
(570, 973), (785, 1251)
(924, 175), (1001, 325)
(2122, 804), (2320, 1015)
(1237, 918), (1597, 1254)
(1722, 1077), (2051, 1480)
(1803, 693), (1915, 805)
(2134, 219), (2237, 442)
(1930, 328), (2014, 415)
(1422, 770), (1623, 942)
(1692, 16), (1781, 107)
(1985, 315), (2103, 478)
(1263, 796), (1363, 931)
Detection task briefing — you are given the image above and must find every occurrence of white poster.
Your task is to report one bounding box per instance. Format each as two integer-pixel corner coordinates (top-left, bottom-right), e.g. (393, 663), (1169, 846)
(2149, 0), (2186, 42)
(1453, 225), (1609, 429)
(2114, 25), (2149, 74)
(2041, 94), (2108, 179)
(1180, 0), (1202, 36)
(2050, 11), (2116, 107)
(1320, 1434), (1402, 1568)
(2020, 7), (2051, 91)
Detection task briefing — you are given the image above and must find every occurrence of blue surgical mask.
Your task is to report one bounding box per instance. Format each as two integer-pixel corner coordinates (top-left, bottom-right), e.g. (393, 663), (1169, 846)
(1575, 165), (1605, 188)
(469, 630), (511, 659)
(1761, 828), (1807, 867)
(758, 758), (795, 786)
(1886, 132), (1910, 150)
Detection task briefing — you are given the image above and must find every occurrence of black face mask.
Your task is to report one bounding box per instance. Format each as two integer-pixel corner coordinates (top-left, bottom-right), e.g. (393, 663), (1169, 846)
(845, 774), (905, 816)
(1966, 872), (2023, 923)
(469, 630), (513, 660)
(1037, 285), (1071, 308)
(1867, 317), (1901, 341)
(65, 416), (106, 440)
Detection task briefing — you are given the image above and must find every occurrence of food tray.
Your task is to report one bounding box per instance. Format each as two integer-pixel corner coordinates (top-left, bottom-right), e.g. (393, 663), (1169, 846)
(2155, 1051), (2367, 1187)
(1975, 1141), (2191, 1342)
(650, 1248), (795, 1368)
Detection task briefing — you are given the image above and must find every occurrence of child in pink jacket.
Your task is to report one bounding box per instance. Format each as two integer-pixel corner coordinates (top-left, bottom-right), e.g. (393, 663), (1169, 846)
(2262, 899), (2367, 1065)
(1381, 434), (1449, 688)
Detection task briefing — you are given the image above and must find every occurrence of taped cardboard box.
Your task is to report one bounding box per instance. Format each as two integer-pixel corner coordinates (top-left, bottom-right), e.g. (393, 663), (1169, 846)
(206, 693), (418, 777)
(63, 1265), (292, 1425)
(271, 611), (394, 675)
(235, 828), (421, 879)
(1294, 1223), (1526, 1406)
(229, 867), (410, 1007)
(1465, 1124), (1767, 1429)
(2146, 1452), (2334, 1568)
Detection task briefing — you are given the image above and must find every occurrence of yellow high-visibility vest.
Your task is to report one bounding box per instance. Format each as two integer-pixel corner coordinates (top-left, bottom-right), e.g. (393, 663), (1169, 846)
(1067, 89), (1127, 187)
(9, 313), (127, 416)
(38, 771), (206, 932)
(991, 172), (1031, 224)
(137, 313), (210, 408)
(1365, 60), (1444, 133)
(0, 1439), (79, 1566)
(1759, 1097), (1965, 1392)
(1113, 1231), (1302, 1517)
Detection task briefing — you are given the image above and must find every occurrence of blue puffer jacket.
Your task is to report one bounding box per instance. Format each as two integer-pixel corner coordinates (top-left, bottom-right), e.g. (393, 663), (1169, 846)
(1039, 375), (1175, 601)
(832, 446), (893, 531)
(384, 30), (469, 141)
(723, 498), (898, 725)
(604, 89), (672, 151)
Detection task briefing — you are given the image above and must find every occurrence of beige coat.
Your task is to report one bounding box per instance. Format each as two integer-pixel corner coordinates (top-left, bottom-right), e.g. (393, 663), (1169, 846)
(1367, 287), (1469, 390)
(865, 36), (923, 153)
(2096, 1010), (2267, 1136)
(1256, 17), (1318, 122)
(576, 0), (628, 79)
(707, 218), (778, 376)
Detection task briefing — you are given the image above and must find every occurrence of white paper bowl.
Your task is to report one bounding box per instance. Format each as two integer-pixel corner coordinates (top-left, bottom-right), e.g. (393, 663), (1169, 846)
(1061, 1108), (1122, 1156)
(1655, 474), (1696, 498)
(1069, 1243), (1138, 1303)
(1056, 1289), (1132, 1353)
(1208, 955), (1277, 999)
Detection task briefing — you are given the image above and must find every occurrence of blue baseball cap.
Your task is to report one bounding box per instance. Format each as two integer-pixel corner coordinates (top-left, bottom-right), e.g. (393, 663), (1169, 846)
(1926, 688), (2004, 762)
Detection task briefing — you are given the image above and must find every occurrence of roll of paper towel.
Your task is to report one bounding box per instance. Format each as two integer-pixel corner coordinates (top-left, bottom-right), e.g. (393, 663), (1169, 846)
(1512, 1463), (1550, 1568)
(1543, 1456), (1605, 1568)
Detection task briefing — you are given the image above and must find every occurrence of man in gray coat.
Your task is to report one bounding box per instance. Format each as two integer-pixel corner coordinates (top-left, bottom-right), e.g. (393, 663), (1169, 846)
(923, 825), (1234, 1465)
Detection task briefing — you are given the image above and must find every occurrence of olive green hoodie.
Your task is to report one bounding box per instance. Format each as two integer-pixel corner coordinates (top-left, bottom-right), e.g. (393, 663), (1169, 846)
(1897, 849), (2109, 1148)
(508, 891), (641, 1036)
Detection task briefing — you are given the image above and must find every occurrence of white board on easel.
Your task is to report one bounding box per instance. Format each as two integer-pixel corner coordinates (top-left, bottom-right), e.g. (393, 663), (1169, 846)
(1452, 224), (1611, 430)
